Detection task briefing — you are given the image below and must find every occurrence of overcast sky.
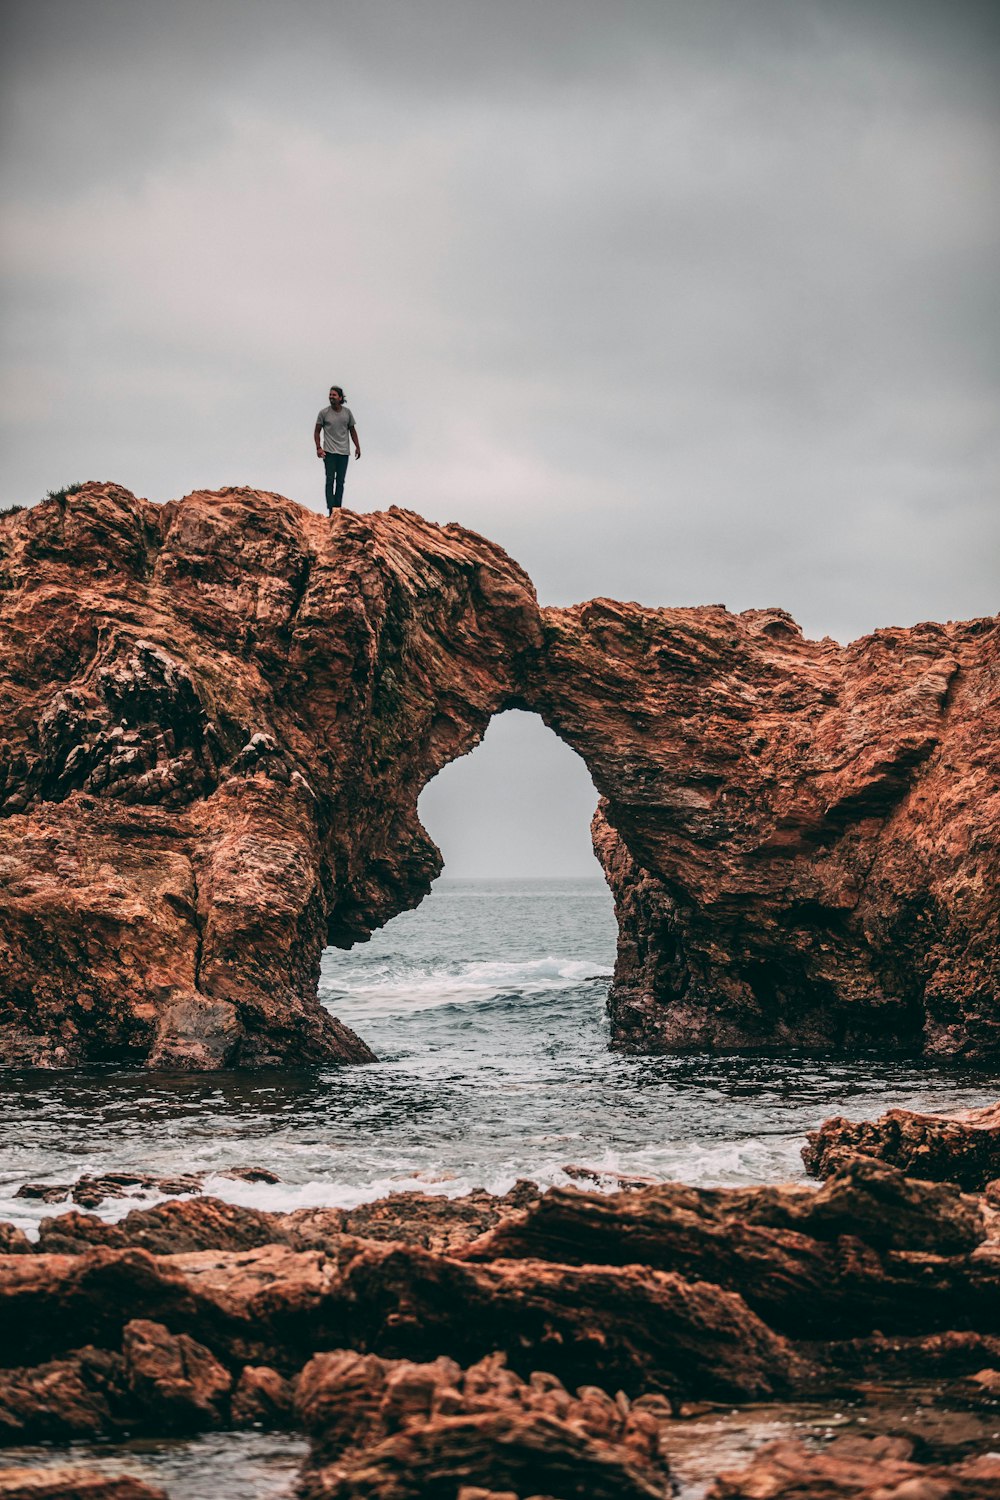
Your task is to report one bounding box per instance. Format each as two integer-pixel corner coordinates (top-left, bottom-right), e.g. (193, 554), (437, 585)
(2, 1), (997, 876)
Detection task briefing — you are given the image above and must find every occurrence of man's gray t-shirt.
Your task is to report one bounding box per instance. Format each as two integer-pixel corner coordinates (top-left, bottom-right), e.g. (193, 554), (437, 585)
(316, 405), (355, 455)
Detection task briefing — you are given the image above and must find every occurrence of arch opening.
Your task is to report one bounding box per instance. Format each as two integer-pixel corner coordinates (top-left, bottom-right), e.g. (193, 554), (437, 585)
(319, 710), (618, 1050)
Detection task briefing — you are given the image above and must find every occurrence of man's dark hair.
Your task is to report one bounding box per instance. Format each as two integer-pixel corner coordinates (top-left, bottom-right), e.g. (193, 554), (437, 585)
(329, 385), (345, 400)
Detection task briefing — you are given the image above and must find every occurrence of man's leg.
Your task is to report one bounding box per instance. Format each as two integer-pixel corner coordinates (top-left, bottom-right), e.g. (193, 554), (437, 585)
(323, 454), (337, 512)
(332, 453), (349, 509)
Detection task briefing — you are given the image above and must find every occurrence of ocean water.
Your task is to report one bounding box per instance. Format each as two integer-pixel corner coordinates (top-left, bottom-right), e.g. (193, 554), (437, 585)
(2, 877), (996, 1235)
(3, 876), (999, 1498)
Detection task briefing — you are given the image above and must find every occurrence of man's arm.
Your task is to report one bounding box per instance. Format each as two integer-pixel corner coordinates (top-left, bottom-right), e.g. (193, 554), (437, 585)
(349, 422), (361, 459)
(314, 422), (324, 458)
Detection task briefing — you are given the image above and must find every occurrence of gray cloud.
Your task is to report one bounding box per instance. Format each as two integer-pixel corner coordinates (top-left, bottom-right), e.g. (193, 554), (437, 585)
(2, 1), (997, 873)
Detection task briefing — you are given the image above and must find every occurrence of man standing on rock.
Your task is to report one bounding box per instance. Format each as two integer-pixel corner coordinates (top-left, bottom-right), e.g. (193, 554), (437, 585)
(314, 385), (361, 513)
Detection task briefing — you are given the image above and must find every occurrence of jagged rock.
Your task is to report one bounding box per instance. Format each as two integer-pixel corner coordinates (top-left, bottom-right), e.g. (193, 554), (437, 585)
(0, 1471), (166, 1500)
(36, 1197), (289, 1255)
(121, 1317), (231, 1430)
(1, 484), (997, 1068)
(706, 1434), (1000, 1498)
(804, 1101), (1000, 1190)
(295, 1348), (673, 1499)
(530, 601), (1000, 1060)
(328, 1242), (814, 1401)
(30, 1184), (538, 1257)
(0, 1320), (230, 1441)
(462, 1157), (994, 1339)
(0, 1347), (128, 1441)
(0, 1235), (810, 1403)
(230, 1363), (294, 1427)
(0, 1225), (31, 1255)
(286, 1182), (542, 1255)
(0, 485), (541, 1069)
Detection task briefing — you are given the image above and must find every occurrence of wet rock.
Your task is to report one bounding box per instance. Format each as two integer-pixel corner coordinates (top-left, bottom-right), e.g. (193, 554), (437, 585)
(0, 1347), (128, 1441)
(562, 1164), (661, 1191)
(0, 1470), (166, 1500)
(16, 1167), (281, 1211)
(121, 1318), (231, 1430)
(804, 1101), (1000, 1191)
(36, 1197), (289, 1255)
(32, 1186), (538, 1259)
(70, 1173), (204, 1210)
(13, 1185), (71, 1205)
(296, 1348), (672, 1499)
(706, 1434), (1000, 1498)
(286, 1181), (541, 1255)
(231, 1364), (295, 1427)
(463, 1158), (994, 1339)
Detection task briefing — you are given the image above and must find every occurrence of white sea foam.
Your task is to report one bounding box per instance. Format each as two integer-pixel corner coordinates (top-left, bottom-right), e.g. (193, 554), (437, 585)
(1, 1131), (819, 1242)
(324, 955), (608, 1015)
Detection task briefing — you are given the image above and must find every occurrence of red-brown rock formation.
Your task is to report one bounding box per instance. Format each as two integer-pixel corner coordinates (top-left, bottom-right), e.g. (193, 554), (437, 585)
(0, 484), (541, 1068)
(2, 484), (997, 1066)
(2, 1157), (999, 1475)
(706, 1435), (1000, 1499)
(461, 1156), (995, 1339)
(804, 1100), (1000, 1191)
(295, 1349), (673, 1499)
(0, 1472), (166, 1500)
(524, 599), (1000, 1058)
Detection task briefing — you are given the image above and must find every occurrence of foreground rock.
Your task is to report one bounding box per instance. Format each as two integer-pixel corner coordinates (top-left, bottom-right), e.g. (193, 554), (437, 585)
(463, 1156), (995, 1340)
(0, 1472), (166, 1500)
(32, 1184), (540, 1256)
(803, 1100), (1000, 1191)
(2, 1156), (998, 1448)
(2, 484), (998, 1067)
(296, 1349), (673, 1499)
(707, 1434), (1000, 1499)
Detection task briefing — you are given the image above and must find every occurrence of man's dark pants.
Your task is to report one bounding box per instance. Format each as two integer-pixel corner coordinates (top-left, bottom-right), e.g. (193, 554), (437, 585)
(324, 452), (349, 511)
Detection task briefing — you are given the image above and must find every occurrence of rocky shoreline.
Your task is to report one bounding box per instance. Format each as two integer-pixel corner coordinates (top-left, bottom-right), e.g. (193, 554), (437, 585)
(2, 1102), (998, 1498)
(2, 484), (997, 1070)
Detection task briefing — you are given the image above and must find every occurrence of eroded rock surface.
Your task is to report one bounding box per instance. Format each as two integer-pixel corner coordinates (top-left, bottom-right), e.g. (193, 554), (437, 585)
(804, 1101), (1000, 1191)
(0, 1471), (166, 1500)
(2, 1150), (999, 1490)
(296, 1349), (673, 1500)
(707, 1435), (1000, 1499)
(0, 485), (541, 1068)
(2, 484), (997, 1066)
(524, 599), (1000, 1059)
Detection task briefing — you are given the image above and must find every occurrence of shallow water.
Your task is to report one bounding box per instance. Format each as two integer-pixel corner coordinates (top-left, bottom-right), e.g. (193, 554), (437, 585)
(3, 878), (998, 1497)
(2, 879), (997, 1235)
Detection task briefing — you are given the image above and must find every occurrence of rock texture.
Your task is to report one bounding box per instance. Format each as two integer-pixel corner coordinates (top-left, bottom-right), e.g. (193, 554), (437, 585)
(295, 1349), (674, 1499)
(2, 1150), (1000, 1488)
(1, 483), (997, 1066)
(526, 599), (1000, 1059)
(803, 1100), (1000, 1192)
(0, 1473), (166, 1500)
(707, 1436), (1000, 1499)
(0, 484), (540, 1068)
(2, 1158), (998, 1430)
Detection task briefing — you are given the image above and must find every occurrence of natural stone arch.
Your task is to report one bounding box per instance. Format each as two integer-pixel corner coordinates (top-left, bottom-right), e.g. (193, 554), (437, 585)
(0, 484), (996, 1070)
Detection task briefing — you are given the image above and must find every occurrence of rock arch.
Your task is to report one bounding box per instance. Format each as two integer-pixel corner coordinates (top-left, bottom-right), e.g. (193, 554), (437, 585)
(0, 485), (996, 1069)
